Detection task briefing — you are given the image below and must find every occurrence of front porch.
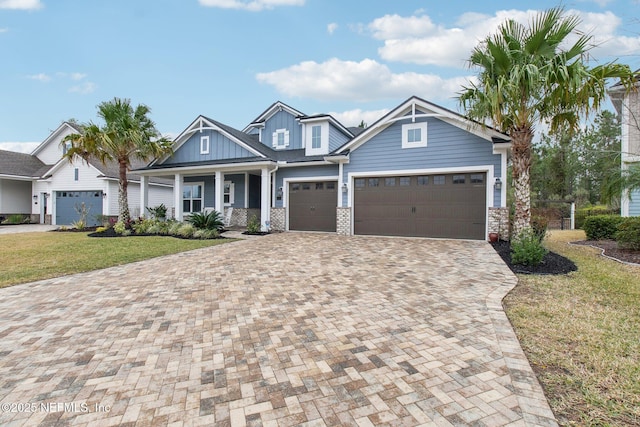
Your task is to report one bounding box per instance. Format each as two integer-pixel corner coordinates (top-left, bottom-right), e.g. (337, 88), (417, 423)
(138, 163), (277, 232)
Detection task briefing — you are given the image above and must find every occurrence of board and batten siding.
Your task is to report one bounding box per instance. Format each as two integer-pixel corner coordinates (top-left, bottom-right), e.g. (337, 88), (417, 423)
(343, 118), (503, 208)
(274, 165), (339, 208)
(329, 124), (350, 152)
(164, 129), (255, 165)
(263, 110), (303, 150)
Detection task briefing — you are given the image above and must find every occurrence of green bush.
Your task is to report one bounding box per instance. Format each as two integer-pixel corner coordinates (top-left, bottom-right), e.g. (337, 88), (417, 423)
(615, 217), (640, 250)
(6, 214), (27, 224)
(176, 223), (195, 238)
(193, 228), (219, 239)
(576, 206), (618, 229)
(187, 210), (224, 231)
(146, 204), (167, 220)
(246, 215), (261, 234)
(582, 215), (623, 240)
(113, 221), (127, 235)
(511, 228), (548, 266)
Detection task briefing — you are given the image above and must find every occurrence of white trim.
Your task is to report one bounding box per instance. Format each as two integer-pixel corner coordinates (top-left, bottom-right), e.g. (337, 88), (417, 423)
(135, 160), (277, 176)
(347, 165), (494, 239)
(305, 122), (329, 156)
(244, 172), (249, 208)
(401, 122), (428, 149)
(282, 175), (339, 231)
(224, 180), (235, 206)
(338, 162), (344, 208)
(272, 128), (290, 149)
(200, 135), (210, 155)
(183, 181), (204, 214)
(30, 122), (79, 157)
(242, 101), (305, 133)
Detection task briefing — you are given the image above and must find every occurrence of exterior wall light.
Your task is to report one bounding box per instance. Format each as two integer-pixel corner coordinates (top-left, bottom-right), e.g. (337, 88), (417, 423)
(342, 183), (348, 193)
(494, 177), (502, 190)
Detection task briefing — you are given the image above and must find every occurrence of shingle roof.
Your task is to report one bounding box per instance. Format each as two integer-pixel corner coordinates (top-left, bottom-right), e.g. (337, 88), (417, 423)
(0, 149), (48, 177)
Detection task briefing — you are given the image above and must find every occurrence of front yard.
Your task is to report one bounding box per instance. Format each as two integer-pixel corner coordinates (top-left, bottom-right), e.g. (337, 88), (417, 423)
(504, 230), (640, 426)
(0, 232), (234, 288)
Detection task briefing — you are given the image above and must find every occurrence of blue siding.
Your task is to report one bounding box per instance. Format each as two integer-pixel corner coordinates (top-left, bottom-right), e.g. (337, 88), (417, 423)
(328, 124), (350, 152)
(184, 174), (247, 209)
(629, 189), (640, 216)
(344, 118), (503, 207)
(226, 173), (246, 208)
(164, 129), (254, 165)
(263, 110), (303, 150)
(274, 165), (339, 208)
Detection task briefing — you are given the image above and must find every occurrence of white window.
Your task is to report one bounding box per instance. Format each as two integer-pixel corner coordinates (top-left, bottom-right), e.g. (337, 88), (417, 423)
(312, 125), (322, 149)
(224, 181), (235, 206)
(200, 136), (210, 155)
(272, 129), (289, 149)
(402, 122), (428, 148)
(183, 183), (203, 213)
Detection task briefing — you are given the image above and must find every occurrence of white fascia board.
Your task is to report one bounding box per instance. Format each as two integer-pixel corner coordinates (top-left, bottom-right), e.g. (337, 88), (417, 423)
(276, 160), (333, 168)
(43, 155), (103, 178)
(251, 102), (304, 125)
(135, 160), (277, 176)
(0, 174), (36, 181)
(323, 155), (349, 163)
(30, 122), (78, 156)
(300, 115), (354, 138)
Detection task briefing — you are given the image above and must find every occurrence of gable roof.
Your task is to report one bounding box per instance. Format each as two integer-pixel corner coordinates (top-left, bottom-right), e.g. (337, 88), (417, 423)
(30, 121), (81, 157)
(242, 101), (304, 132)
(0, 149), (48, 178)
(334, 96), (510, 154)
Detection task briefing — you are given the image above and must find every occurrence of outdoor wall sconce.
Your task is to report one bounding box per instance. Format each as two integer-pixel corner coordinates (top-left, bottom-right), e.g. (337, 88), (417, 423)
(494, 177), (502, 191)
(102, 193), (107, 198)
(276, 187), (283, 199)
(342, 183), (348, 193)
(33, 195), (38, 204)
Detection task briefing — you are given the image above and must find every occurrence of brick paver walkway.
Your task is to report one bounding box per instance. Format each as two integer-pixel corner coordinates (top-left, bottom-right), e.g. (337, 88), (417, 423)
(0, 233), (557, 426)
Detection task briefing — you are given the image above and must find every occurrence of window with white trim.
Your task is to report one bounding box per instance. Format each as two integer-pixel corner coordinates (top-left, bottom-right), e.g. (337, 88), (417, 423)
(183, 183), (203, 213)
(272, 128), (289, 149)
(402, 122), (428, 148)
(200, 136), (210, 155)
(224, 181), (235, 206)
(311, 125), (322, 149)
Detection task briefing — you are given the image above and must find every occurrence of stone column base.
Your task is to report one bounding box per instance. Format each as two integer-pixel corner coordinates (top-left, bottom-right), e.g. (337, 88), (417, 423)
(488, 207), (509, 240)
(336, 207), (351, 235)
(270, 207), (285, 231)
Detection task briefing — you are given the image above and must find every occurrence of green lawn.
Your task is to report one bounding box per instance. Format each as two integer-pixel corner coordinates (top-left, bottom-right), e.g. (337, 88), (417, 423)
(504, 230), (640, 426)
(0, 231), (235, 288)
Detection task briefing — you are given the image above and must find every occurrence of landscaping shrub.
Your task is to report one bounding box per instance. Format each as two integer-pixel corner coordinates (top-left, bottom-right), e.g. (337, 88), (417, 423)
(146, 204), (167, 220)
(113, 221), (127, 235)
(5, 214), (27, 224)
(176, 223), (195, 238)
(615, 217), (640, 250)
(246, 215), (261, 234)
(193, 228), (219, 239)
(511, 228), (548, 266)
(582, 215), (623, 240)
(576, 206), (618, 229)
(187, 210), (224, 231)
(531, 215), (548, 241)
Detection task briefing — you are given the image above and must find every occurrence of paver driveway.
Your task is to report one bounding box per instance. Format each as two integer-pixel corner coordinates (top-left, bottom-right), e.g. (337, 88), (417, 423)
(0, 233), (557, 426)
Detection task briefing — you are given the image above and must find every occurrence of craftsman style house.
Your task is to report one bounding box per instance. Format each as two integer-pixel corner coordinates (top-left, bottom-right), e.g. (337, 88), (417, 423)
(137, 96), (511, 240)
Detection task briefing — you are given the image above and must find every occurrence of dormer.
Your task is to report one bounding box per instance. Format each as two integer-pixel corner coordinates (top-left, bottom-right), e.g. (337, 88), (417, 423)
(300, 115), (353, 156)
(243, 101), (304, 150)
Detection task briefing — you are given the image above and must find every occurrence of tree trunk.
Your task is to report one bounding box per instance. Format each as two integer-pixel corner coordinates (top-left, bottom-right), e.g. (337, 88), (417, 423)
(511, 126), (533, 237)
(118, 160), (130, 223)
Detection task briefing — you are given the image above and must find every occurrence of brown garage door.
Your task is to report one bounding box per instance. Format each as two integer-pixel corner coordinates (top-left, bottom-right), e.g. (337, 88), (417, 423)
(353, 173), (486, 239)
(289, 181), (337, 232)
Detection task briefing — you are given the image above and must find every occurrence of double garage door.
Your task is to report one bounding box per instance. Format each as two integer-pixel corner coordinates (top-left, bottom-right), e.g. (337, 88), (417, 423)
(56, 191), (103, 226)
(354, 173), (487, 240)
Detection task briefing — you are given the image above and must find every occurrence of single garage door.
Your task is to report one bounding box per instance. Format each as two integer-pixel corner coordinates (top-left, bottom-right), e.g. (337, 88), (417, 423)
(289, 181), (337, 232)
(56, 191), (103, 226)
(354, 173), (486, 239)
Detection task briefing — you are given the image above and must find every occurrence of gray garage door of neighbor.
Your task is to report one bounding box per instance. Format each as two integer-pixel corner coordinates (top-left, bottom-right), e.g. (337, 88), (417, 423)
(55, 191), (103, 226)
(354, 173), (487, 239)
(289, 181), (337, 232)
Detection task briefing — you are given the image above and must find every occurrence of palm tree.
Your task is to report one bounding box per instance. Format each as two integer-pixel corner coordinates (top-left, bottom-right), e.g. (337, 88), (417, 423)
(458, 7), (637, 237)
(62, 98), (172, 223)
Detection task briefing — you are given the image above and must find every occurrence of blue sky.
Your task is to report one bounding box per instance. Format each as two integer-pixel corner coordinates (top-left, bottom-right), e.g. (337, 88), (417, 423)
(1, 0), (639, 153)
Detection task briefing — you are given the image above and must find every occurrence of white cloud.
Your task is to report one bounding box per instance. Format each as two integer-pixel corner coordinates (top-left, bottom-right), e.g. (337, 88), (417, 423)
(70, 72), (87, 81)
(329, 108), (390, 128)
(69, 82), (96, 95)
(0, 142), (39, 153)
(256, 58), (470, 102)
(27, 73), (51, 82)
(0, 28), (8, 33)
(369, 9), (640, 68)
(198, 0), (304, 11)
(0, 0), (43, 10)
(327, 23), (338, 35)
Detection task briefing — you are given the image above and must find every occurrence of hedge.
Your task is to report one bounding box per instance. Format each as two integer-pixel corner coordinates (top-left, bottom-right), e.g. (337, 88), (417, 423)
(582, 215), (623, 240)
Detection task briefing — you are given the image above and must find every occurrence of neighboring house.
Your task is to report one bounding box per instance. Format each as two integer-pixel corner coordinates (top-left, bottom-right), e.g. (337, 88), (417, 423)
(0, 122), (173, 226)
(138, 96), (511, 240)
(609, 74), (640, 217)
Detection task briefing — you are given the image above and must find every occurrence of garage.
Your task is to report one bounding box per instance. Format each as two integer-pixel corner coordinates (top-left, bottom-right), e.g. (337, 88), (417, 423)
(288, 181), (337, 232)
(353, 173), (486, 239)
(55, 191), (103, 226)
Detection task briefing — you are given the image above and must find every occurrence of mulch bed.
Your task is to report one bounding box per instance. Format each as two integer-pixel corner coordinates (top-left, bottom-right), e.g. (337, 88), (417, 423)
(491, 240), (578, 275)
(571, 240), (640, 265)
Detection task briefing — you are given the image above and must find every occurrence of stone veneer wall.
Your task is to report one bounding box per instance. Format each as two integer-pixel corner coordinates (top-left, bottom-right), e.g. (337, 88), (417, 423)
(336, 207), (351, 235)
(270, 207), (285, 231)
(488, 207), (509, 240)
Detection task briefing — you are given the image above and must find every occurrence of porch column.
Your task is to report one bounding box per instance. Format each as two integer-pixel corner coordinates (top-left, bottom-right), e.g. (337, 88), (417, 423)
(215, 171), (224, 213)
(140, 175), (149, 217)
(174, 173), (183, 221)
(261, 167), (271, 231)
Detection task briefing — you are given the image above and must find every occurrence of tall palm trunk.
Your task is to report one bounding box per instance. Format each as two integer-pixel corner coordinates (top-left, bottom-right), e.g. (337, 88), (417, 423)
(511, 126), (533, 236)
(118, 160), (131, 223)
